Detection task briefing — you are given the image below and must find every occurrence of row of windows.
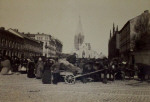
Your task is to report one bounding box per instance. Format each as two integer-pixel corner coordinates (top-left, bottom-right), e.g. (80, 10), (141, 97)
(36, 36), (50, 41)
(0, 38), (23, 50)
(24, 43), (42, 52)
(0, 38), (42, 53)
(36, 37), (43, 40)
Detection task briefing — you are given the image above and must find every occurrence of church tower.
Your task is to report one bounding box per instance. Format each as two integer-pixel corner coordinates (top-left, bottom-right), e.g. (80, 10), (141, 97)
(74, 16), (84, 50)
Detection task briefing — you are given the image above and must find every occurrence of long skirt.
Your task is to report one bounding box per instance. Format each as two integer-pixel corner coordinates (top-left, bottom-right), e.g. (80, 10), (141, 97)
(42, 70), (51, 84)
(35, 67), (43, 79)
(27, 69), (35, 78)
(53, 73), (60, 84)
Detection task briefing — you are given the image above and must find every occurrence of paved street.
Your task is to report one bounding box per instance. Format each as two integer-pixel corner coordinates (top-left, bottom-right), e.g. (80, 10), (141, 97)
(0, 74), (150, 102)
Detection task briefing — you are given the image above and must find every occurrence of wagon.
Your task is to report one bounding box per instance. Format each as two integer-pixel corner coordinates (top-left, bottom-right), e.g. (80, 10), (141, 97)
(58, 59), (107, 84)
(60, 69), (106, 84)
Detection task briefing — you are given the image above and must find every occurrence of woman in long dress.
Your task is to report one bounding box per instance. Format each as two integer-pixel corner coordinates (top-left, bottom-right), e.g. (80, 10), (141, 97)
(35, 57), (44, 79)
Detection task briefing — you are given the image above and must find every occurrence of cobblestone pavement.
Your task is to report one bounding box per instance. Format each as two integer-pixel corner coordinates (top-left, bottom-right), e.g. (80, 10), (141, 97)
(0, 74), (150, 102)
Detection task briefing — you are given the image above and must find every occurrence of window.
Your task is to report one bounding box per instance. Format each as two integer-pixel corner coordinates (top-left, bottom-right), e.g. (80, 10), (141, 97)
(9, 41), (11, 48)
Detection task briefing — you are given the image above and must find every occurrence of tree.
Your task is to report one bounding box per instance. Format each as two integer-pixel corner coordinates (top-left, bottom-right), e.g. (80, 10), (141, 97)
(135, 11), (150, 36)
(134, 11), (150, 51)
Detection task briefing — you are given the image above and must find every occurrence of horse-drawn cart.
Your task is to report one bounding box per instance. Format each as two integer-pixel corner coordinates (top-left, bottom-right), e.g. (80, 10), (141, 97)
(60, 69), (106, 84)
(59, 59), (106, 84)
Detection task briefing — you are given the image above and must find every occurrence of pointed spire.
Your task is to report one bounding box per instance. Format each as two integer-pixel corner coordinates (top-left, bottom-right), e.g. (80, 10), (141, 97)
(116, 25), (118, 31)
(78, 15), (83, 36)
(113, 23), (115, 35)
(74, 15), (84, 50)
(110, 30), (112, 38)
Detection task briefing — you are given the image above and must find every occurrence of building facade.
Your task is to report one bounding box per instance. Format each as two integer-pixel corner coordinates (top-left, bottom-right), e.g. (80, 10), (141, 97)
(119, 10), (150, 65)
(26, 33), (63, 58)
(55, 38), (63, 57)
(0, 27), (24, 57)
(0, 27), (43, 58)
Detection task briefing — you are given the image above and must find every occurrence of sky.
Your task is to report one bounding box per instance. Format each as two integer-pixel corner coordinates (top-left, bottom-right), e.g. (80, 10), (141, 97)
(0, 0), (150, 56)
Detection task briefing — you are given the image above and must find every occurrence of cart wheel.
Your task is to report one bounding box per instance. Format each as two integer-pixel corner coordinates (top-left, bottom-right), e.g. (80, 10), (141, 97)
(64, 74), (76, 84)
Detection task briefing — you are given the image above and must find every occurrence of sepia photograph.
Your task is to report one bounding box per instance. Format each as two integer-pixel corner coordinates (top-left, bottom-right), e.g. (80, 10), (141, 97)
(0, 0), (150, 102)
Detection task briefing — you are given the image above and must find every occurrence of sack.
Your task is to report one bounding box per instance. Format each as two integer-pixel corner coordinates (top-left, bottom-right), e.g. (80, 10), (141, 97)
(19, 66), (26, 72)
(1, 67), (9, 75)
(0, 67), (12, 75)
(8, 70), (13, 75)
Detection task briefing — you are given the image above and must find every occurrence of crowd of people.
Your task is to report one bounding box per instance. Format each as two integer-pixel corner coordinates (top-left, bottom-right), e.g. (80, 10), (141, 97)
(0, 55), (62, 84)
(0, 54), (110, 84)
(0, 54), (149, 85)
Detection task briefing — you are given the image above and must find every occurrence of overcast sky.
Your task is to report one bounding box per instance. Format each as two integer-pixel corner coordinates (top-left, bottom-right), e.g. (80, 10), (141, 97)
(0, 0), (150, 56)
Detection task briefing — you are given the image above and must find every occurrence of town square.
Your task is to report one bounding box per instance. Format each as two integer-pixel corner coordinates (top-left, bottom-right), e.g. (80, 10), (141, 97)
(0, 0), (150, 102)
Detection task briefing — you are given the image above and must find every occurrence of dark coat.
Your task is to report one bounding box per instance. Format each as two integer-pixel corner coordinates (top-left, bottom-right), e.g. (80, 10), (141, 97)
(27, 62), (35, 78)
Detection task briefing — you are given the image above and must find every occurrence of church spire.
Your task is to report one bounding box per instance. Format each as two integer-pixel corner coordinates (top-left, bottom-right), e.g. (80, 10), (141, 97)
(74, 16), (84, 50)
(113, 23), (115, 35)
(78, 15), (83, 35)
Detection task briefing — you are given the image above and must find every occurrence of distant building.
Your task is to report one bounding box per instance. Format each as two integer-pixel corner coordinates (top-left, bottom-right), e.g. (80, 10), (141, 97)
(73, 16), (100, 59)
(55, 38), (63, 57)
(108, 24), (120, 60)
(26, 33), (63, 58)
(0, 27), (43, 58)
(76, 42), (91, 58)
(74, 33), (84, 50)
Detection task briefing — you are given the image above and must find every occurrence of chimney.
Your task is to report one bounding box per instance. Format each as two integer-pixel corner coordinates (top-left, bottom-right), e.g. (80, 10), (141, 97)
(144, 10), (149, 13)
